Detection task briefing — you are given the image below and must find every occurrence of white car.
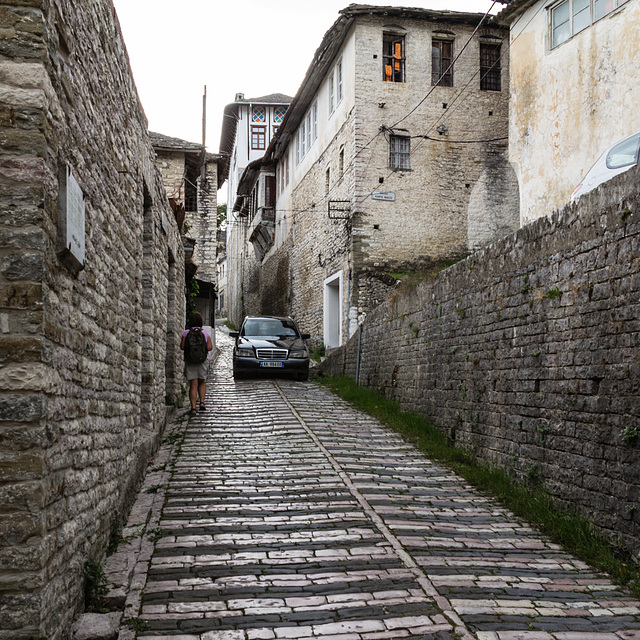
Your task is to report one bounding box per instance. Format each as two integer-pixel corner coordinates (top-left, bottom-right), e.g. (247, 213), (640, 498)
(571, 129), (640, 201)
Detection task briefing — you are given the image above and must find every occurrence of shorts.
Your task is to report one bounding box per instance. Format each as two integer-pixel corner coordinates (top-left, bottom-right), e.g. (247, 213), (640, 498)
(185, 359), (209, 381)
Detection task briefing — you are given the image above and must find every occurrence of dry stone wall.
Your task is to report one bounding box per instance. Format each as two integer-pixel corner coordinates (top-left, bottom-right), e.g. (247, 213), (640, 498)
(0, 1), (185, 637)
(320, 165), (640, 556)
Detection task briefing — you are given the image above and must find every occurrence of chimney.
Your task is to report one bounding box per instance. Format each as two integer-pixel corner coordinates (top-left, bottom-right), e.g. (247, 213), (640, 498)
(235, 93), (245, 101)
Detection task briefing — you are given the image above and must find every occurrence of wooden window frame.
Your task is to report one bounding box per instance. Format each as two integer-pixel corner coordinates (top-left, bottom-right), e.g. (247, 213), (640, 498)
(251, 125), (266, 151)
(432, 38), (453, 87)
(383, 33), (405, 83)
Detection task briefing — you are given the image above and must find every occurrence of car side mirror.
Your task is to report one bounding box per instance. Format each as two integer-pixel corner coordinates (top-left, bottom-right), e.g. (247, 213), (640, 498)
(301, 333), (311, 340)
(229, 331), (239, 338)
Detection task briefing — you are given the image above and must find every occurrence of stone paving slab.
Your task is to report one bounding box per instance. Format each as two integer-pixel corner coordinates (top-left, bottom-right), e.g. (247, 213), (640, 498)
(116, 330), (640, 640)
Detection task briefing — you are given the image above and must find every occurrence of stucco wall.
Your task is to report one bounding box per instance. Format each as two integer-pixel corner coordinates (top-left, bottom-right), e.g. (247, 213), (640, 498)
(508, 0), (640, 225)
(0, 1), (185, 637)
(320, 164), (640, 556)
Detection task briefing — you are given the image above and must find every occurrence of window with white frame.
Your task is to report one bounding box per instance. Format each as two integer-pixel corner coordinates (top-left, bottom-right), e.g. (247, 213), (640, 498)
(329, 74), (335, 114)
(551, 0), (629, 48)
(295, 100), (319, 166)
(389, 135), (410, 170)
(329, 59), (343, 115)
(312, 102), (318, 140)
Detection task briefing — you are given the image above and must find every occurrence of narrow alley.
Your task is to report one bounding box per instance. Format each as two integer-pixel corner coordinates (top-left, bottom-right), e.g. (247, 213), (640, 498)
(114, 329), (640, 640)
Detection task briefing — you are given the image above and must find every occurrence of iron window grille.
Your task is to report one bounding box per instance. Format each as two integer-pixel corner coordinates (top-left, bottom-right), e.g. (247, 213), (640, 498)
(184, 179), (198, 212)
(480, 43), (501, 91)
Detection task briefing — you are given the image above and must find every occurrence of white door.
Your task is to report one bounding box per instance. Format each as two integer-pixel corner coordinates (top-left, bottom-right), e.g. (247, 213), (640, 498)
(323, 271), (342, 348)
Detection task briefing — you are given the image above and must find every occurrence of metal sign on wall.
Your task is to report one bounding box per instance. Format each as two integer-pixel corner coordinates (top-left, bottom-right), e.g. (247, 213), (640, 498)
(57, 165), (85, 272)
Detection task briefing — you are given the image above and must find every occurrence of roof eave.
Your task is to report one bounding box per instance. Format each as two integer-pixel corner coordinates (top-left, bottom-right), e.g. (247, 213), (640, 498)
(493, 0), (539, 25)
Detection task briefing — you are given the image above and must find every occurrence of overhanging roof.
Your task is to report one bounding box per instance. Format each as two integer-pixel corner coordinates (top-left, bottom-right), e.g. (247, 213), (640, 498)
(493, 0), (538, 24)
(218, 93), (293, 184)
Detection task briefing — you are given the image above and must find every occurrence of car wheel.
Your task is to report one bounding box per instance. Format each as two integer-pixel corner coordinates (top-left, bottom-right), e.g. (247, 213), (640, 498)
(297, 370), (309, 381)
(233, 370), (244, 380)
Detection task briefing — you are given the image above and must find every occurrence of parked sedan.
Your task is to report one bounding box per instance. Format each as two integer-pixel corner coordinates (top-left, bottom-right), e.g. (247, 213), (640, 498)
(230, 316), (310, 381)
(571, 129), (640, 201)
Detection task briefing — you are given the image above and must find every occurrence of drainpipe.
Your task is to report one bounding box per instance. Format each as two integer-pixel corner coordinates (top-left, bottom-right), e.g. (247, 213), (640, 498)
(355, 322), (363, 386)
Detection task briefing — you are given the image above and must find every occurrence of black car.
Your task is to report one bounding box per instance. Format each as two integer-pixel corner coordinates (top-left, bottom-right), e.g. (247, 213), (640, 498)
(230, 316), (310, 381)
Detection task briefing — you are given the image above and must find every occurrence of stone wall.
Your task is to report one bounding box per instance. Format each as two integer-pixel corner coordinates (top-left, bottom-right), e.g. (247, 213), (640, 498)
(0, 1), (185, 637)
(320, 164), (640, 556)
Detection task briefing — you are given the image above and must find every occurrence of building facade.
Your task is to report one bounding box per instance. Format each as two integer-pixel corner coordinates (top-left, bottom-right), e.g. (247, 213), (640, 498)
(151, 132), (224, 328)
(0, 1), (185, 637)
(240, 5), (519, 347)
(219, 93), (292, 327)
(498, 0), (640, 224)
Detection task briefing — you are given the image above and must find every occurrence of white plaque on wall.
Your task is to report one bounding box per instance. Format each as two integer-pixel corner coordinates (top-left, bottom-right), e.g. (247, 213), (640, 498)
(372, 191), (396, 202)
(58, 165), (85, 272)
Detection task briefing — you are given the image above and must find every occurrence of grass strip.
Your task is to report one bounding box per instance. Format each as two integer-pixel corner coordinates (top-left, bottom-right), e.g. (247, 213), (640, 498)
(317, 374), (640, 598)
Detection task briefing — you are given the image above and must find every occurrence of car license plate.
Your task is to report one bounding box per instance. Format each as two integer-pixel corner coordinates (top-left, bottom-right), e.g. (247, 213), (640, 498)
(260, 361), (284, 368)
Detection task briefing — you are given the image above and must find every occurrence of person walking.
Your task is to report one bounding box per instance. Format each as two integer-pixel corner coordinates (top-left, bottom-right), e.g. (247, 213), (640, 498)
(180, 312), (213, 416)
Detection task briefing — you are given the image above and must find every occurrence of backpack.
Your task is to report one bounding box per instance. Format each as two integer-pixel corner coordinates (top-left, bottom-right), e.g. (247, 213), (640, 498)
(184, 327), (208, 364)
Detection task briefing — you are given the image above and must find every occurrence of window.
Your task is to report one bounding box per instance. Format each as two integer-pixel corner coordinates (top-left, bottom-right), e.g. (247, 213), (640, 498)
(329, 73), (335, 113)
(389, 135), (410, 170)
(383, 33), (405, 82)
(184, 178), (197, 212)
(336, 58), (343, 103)
(480, 43), (501, 91)
(551, 0), (629, 47)
(325, 167), (331, 195)
(251, 126), (266, 150)
(339, 146), (344, 174)
(312, 101), (318, 140)
(606, 133), (640, 169)
(306, 112), (312, 150)
(274, 106), (286, 123)
(252, 106), (266, 122)
(432, 39), (453, 86)
(295, 102), (318, 166)
(265, 175), (276, 209)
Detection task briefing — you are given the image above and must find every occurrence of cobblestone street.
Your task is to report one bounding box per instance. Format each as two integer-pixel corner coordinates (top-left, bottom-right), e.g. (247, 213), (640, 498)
(115, 329), (640, 640)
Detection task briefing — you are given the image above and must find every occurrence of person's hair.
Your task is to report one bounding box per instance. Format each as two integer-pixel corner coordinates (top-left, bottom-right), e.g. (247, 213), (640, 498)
(187, 312), (203, 328)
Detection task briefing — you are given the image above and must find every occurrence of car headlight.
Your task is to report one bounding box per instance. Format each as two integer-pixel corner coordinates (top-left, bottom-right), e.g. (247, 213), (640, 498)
(235, 348), (254, 358)
(289, 349), (309, 359)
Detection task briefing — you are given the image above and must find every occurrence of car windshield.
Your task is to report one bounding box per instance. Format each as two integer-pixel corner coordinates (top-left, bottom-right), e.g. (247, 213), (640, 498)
(606, 134), (640, 169)
(242, 318), (298, 337)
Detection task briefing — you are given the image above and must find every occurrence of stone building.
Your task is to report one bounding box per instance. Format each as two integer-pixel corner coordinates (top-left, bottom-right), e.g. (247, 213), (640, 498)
(0, 1), (185, 637)
(216, 225), (228, 318)
(219, 93), (292, 327)
(237, 4), (519, 347)
(497, 0), (640, 224)
(150, 132), (224, 327)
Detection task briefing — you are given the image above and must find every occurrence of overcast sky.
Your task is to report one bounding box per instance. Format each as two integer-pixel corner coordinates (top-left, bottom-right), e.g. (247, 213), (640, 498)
(112, 0), (502, 155)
